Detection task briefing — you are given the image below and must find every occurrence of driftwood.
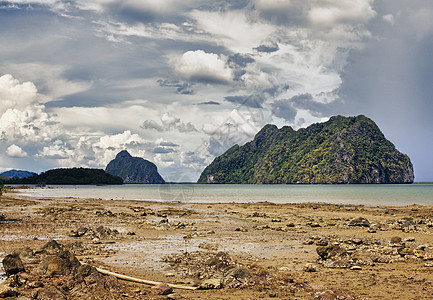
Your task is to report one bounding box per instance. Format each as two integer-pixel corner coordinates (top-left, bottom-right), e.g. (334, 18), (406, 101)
(95, 267), (198, 290)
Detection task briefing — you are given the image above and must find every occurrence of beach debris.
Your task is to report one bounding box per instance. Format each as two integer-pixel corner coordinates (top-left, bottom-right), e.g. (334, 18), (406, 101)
(95, 267), (197, 290)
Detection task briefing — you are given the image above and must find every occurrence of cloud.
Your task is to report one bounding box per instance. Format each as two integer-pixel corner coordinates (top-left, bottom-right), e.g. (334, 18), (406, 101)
(0, 74), (38, 115)
(157, 79), (194, 95)
(197, 101), (220, 105)
(307, 0), (376, 27)
(383, 14), (395, 25)
(224, 95), (264, 108)
(6, 144), (28, 158)
(254, 43), (279, 53)
(174, 50), (233, 84)
(152, 146), (177, 154)
(142, 113), (198, 133)
(271, 99), (297, 122)
(37, 140), (73, 159)
(190, 9), (274, 53)
(160, 141), (179, 147)
(141, 120), (164, 132)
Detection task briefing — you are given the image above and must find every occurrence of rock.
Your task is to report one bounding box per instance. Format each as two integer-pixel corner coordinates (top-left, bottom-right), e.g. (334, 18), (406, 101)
(39, 240), (63, 255)
(34, 285), (66, 299)
(0, 283), (18, 298)
(316, 239), (328, 246)
(349, 217), (370, 227)
(200, 277), (223, 289)
(367, 228), (376, 233)
(303, 239), (315, 245)
(304, 263), (317, 272)
(43, 250), (81, 276)
(151, 284), (173, 295)
(351, 238), (363, 245)
(105, 150), (165, 184)
(2, 254), (25, 276)
(390, 236), (402, 245)
(316, 244), (346, 260)
(404, 237), (415, 242)
(12, 247), (36, 264)
(350, 265), (362, 270)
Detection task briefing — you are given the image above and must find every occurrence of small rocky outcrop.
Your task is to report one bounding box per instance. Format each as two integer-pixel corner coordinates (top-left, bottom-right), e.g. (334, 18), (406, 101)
(106, 150), (165, 184)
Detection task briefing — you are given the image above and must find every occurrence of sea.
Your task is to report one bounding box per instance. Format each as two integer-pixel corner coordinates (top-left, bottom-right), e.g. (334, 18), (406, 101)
(16, 183), (433, 206)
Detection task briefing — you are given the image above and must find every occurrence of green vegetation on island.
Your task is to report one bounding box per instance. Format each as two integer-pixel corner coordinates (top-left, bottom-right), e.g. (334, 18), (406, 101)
(105, 150), (165, 184)
(198, 115), (414, 184)
(5, 168), (123, 185)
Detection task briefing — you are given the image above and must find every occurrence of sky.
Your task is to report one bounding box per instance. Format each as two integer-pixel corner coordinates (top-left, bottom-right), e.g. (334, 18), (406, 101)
(0, 0), (432, 182)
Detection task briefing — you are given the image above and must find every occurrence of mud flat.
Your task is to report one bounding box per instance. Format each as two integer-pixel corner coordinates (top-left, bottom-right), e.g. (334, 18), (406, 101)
(1, 189), (433, 299)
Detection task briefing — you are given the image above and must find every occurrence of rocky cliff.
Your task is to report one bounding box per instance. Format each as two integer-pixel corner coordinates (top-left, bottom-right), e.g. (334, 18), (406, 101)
(105, 150), (165, 184)
(198, 115), (414, 184)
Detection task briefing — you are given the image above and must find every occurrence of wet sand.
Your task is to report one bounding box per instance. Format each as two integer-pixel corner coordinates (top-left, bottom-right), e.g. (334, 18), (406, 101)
(1, 188), (433, 299)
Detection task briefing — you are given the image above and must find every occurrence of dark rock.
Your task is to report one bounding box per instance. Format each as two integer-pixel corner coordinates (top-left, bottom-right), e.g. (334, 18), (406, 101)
(2, 254), (25, 276)
(349, 217), (370, 227)
(151, 284), (173, 295)
(390, 236), (402, 244)
(316, 244), (346, 260)
(12, 247), (36, 264)
(43, 250), (81, 276)
(105, 150), (165, 184)
(39, 240), (63, 255)
(316, 239), (328, 246)
(0, 283), (18, 298)
(34, 285), (66, 300)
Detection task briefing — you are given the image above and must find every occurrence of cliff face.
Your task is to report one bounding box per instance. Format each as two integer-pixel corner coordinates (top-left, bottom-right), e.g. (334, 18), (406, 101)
(198, 115), (414, 184)
(105, 150), (165, 184)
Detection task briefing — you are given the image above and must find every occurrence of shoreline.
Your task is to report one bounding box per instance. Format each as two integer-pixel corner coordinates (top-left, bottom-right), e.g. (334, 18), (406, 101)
(1, 191), (433, 298)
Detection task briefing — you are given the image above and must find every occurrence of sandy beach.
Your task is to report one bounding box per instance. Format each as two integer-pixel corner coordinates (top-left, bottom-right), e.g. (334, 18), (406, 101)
(1, 188), (433, 299)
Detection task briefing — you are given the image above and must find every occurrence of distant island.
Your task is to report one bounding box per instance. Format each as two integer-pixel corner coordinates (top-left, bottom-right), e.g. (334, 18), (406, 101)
(5, 168), (123, 185)
(198, 115), (414, 184)
(0, 169), (36, 179)
(105, 150), (165, 184)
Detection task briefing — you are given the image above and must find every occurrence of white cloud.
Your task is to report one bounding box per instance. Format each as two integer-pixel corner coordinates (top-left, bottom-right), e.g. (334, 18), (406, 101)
(0, 74), (38, 115)
(174, 50), (233, 84)
(38, 140), (74, 159)
(4, 64), (92, 102)
(308, 0), (376, 27)
(190, 10), (274, 53)
(6, 144), (28, 158)
(383, 14), (395, 25)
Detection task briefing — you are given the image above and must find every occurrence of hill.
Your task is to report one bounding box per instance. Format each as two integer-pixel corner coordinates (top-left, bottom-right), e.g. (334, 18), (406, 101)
(1, 169), (36, 179)
(105, 150), (165, 184)
(6, 168), (123, 185)
(198, 115), (414, 184)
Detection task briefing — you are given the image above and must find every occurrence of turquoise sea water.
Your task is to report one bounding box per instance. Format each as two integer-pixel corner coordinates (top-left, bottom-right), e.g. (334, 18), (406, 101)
(18, 183), (433, 206)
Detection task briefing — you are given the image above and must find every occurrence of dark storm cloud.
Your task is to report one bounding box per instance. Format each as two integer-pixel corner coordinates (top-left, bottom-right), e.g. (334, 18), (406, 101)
(197, 101), (220, 105)
(270, 99), (297, 122)
(152, 146), (177, 154)
(224, 95), (264, 108)
(228, 53), (255, 68)
(158, 79), (194, 95)
(254, 43), (280, 53)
